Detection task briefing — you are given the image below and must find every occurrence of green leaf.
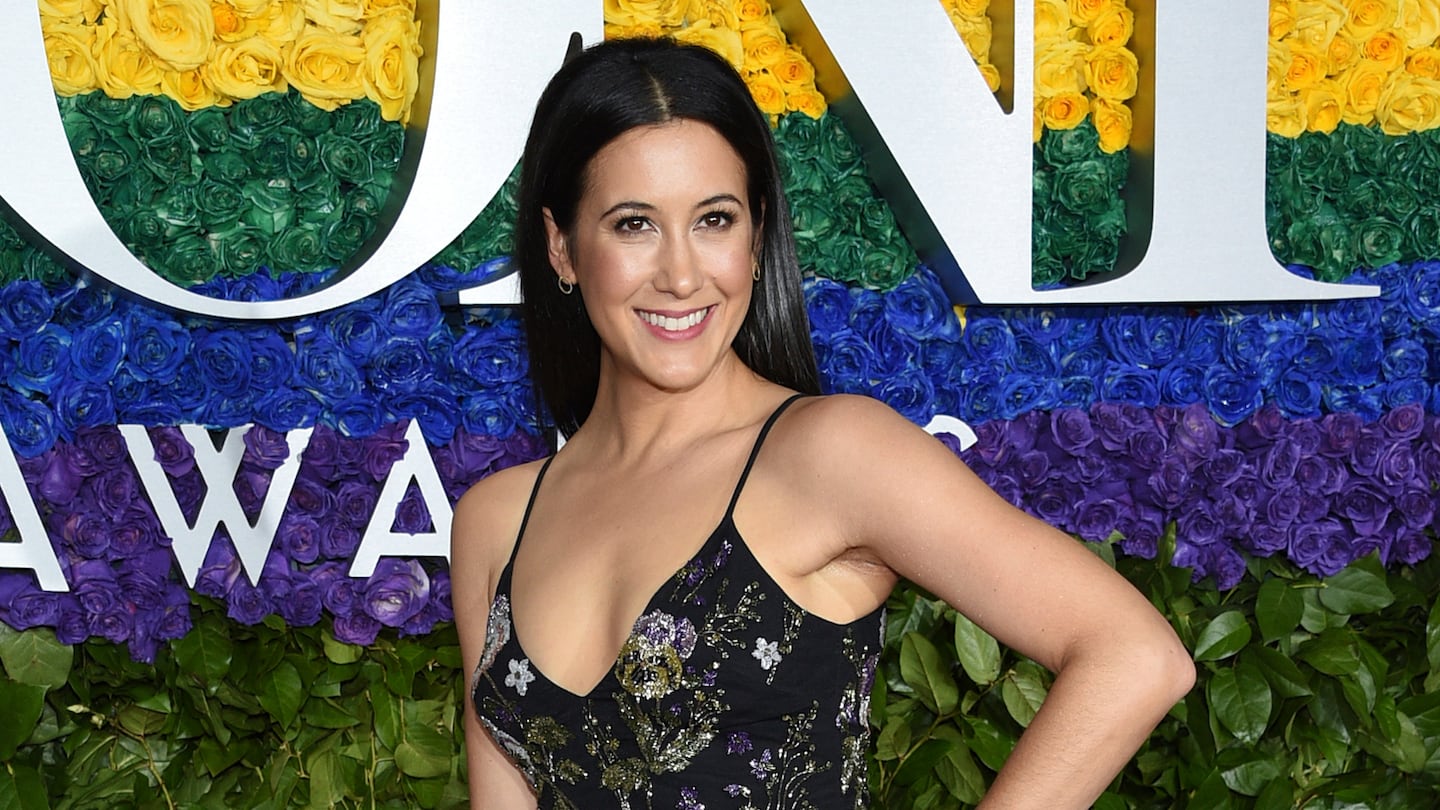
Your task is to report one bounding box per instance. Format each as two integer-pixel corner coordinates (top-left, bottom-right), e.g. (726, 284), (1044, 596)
(322, 629), (363, 665)
(371, 685), (401, 752)
(257, 660), (305, 731)
(171, 618), (234, 686)
(1299, 629), (1361, 677)
(900, 632), (959, 715)
(1193, 610), (1252, 662)
(1254, 778), (1294, 810)
(894, 738), (952, 786)
(1207, 660), (1272, 745)
(1427, 592), (1440, 675)
(1249, 646), (1312, 698)
(0, 680), (45, 760)
(1218, 750), (1282, 797)
(931, 729), (985, 804)
(952, 612), (1001, 685)
(1318, 555), (1394, 615)
(0, 625), (72, 690)
(1255, 577), (1304, 641)
(874, 714), (912, 761)
(964, 716), (1014, 772)
(1000, 663), (1048, 728)
(0, 762), (51, 810)
(396, 741), (450, 780)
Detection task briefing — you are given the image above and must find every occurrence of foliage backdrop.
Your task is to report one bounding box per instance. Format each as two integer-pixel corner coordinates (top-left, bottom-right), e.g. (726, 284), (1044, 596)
(2, 1), (1440, 808)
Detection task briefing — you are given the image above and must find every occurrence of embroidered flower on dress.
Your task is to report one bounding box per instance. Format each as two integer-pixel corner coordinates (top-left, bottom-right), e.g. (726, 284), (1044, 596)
(727, 731), (753, 754)
(752, 637), (782, 670)
(505, 658), (535, 696)
(677, 786), (705, 809)
(749, 748), (774, 780)
(616, 611), (699, 699)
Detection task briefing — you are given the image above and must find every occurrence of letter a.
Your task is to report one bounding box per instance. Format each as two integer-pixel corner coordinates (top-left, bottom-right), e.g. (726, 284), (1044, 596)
(350, 420), (453, 578)
(0, 425), (67, 592)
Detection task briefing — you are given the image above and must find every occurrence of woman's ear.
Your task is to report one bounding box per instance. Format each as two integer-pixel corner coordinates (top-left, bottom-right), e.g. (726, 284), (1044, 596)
(543, 207), (575, 285)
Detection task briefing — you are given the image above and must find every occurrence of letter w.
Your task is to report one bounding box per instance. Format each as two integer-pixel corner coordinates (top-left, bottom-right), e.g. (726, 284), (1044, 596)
(119, 425), (313, 587)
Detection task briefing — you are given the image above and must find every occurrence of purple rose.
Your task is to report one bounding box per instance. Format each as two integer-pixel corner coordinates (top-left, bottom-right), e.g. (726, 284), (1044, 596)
(1246, 524), (1291, 556)
(55, 604), (90, 644)
(38, 448), (85, 506)
(1396, 488), (1435, 529)
(1116, 505), (1164, 559)
(1336, 483), (1393, 535)
(194, 548), (243, 600)
(288, 476), (334, 517)
(392, 488), (433, 534)
(429, 569), (453, 622)
(1208, 546), (1247, 590)
(279, 581), (323, 627)
(401, 603), (441, 637)
(333, 610), (381, 646)
(232, 467), (272, 519)
(1379, 403), (1425, 441)
(280, 514), (322, 564)
(319, 520), (361, 559)
(0, 575), (60, 630)
(1348, 427), (1387, 477)
(1261, 485), (1302, 526)
(1013, 450), (1053, 488)
(1074, 494), (1122, 543)
(1177, 501), (1224, 547)
(1143, 457), (1193, 510)
(1392, 530), (1432, 566)
(1091, 402), (1147, 452)
(92, 468), (138, 521)
(329, 480), (374, 528)
(1259, 440), (1301, 487)
(1202, 449), (1248, 489)
(1319, 412), (1364, 458)
(76, 427), (128, 468)
(1377, 444), (1417, 490)
(243, 424), (293, 470)
(1295, 455), (1344, 496)
(147, 426), (196, 476)
(360, 559), (426, 628)
(1173, 403), (1221, 459)
(1288, 519), (1344, 575)
(359, 422), (409, 481)
(225, 580), (270, 625)
(1049, 409), (1096, 456)
(301, 426), (341, 479)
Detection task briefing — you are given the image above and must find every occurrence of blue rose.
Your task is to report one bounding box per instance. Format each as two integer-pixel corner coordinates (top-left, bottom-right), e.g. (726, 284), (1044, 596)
(1181, 317), (1224, 364)
(1381, 338), (1427, 382)
(248, 330), (295, 393)
(1384, 379), (1430, 407)
(452, 321), (528, 387)
(381, 276), (443, 338)
(55, 382), (116, 434)
(14, 324), (73, 395)
(330, 395), (385, 437)
(369, 335), (433, 395)
(191, 329), (253, 397)
(1011, 337), (1059, 378)
(957, 369), (1003, 423)
(203, 393), (253, 428)
(883, 268), (958, 341)
(1219, 313), (1267, 377)
(997, 375), (1057, 420)
(1059, 344), (1107, 379)
(0, 280), (55, 339)
(1290, 334), (1337, 376)
(1100, 363), (1159, 408)
(862, 317), (920, 378)
(461, 395), (520, 437)
(1322, 385), (1383, 421)
(962, 314), (1016, 366)
(1273, 371), (1321, 418)
(1319, 296), (1383, 338)
(253, 388), (319, 433)
(1331, 335), (1384, 388)
(117, 380), (184, 424)
(1057, 376), (1097, 409)
(325, 303), (385, 357)
(55, 282), (114, 326)
(70, 317), (126, 383)
(804, 277), (853, 336)
(392, 389), (461, 446)
(819, 328), (875, 394)
(1400, 260), (1440, 323)
(873, 368), (934, 425)
(296, 331), (363, 402)
(124, 311), (189, 383)
(1100, 312), (1171, 368)
(1202, 366), (1262, 426)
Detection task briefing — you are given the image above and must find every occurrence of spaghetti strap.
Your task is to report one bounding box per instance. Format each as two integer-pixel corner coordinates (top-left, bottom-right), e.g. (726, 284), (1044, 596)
(508, 454), (558, 568)
(724, 394), (805, 517)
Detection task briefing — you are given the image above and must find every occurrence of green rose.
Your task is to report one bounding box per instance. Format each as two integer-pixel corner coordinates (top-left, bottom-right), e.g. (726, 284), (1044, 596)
(1040, 120), (1099, 166)
(268, 223), (326, 271)
(317, 133), (374, 185)
(242, 177), (296, 235)
(815, 115), (862, 176)
(197, 178), (248, 230)
(149, 232), (216, 287)
(141, 136), (199, 184)
(21, 246), (67, 283)
(1377, 179), (1419, 223)
(62, 108), (101, 161)
(128, 95), (186, 144)
(186, 107), (231, 152)
(213, 227), (267, 278)
(1354, 216), (1405, 268)
(155, 180), (201, 229)
(333, 100), (383, 140)
(286, 92), (334, 137)
(777, 109), (824, 166)
(248, 131), (292, 177)
(364, 123), (405, 173)
(87, 135), (140, 187)
(282, 132), (321, 179)
(295, 178), (343, 224)
(204, 150), (251, 185)
(231, 93), (291, 145)
(859, 245), (911, 290)
(75, 90), (133, 128)
(1265, 133), (1295, 180)
(321, 210), (374, 265)
(1054, 159), (1115, 216)
(1337, 123), (1386, 175)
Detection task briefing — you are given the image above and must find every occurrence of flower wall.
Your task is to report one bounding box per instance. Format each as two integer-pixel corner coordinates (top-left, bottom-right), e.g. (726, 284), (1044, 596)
(0, 1), (1438, 808)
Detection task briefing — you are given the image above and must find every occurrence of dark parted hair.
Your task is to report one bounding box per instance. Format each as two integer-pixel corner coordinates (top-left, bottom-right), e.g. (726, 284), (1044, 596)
(515, 37), (821, 438)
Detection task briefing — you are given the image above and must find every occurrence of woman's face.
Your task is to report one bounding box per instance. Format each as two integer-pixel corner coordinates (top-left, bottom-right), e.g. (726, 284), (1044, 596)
(545, 119), (758, 395)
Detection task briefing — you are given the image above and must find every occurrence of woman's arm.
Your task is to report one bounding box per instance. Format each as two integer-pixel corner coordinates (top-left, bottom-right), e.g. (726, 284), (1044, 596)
(799, 396), (1195, 808)
(451, 466), (541, 810)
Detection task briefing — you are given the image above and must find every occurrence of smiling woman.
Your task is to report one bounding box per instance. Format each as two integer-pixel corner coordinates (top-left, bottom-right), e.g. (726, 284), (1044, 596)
(451, 36), (1194, 810)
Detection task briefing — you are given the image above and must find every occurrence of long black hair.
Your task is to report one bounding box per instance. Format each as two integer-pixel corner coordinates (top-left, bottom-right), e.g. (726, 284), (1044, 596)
(515, 37), (820, 438)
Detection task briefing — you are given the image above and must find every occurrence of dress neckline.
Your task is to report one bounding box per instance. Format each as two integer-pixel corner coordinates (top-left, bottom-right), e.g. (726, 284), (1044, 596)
(500, 394), (805, 699)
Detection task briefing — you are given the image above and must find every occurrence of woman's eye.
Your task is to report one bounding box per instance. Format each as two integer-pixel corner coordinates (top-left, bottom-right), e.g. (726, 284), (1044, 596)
(615, 217), (649, 233)
(699, 211), (734, 229)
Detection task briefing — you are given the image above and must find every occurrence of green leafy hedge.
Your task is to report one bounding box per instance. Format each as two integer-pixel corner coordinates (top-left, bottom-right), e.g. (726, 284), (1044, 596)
(3, 538), (1438, 809)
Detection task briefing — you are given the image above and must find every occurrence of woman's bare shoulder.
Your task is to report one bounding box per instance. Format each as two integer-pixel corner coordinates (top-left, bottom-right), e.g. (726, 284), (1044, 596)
(451, 457), (549, 577)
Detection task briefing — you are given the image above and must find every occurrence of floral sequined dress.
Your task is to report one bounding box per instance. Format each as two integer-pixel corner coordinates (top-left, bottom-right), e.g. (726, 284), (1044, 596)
(471, 395), (883, 809)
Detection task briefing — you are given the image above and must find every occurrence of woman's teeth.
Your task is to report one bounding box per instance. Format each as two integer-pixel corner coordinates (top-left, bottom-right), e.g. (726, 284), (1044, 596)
(641, 308), (708, 331)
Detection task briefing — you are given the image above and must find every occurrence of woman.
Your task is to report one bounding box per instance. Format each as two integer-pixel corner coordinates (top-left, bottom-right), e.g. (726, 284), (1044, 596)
(452, 37), (1194, 809)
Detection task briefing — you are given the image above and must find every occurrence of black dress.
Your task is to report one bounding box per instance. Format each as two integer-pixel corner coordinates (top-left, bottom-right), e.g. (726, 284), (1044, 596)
(470, 395), (884, 809)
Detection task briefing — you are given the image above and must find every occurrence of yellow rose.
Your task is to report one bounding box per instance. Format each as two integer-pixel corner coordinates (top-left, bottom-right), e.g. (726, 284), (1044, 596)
(114, 0), (215, 72)
(1375, 73), (1440, 135)
(211, 2), (265, 43)
(1084, 43), (1138, 101)
(1289, 0), (1347, 51)
(1396, 0), (1440, 48)
(1067, 0), (1112, 27)
(363, 0), (417, 18)
(1091, 97), (1130, 152)
(1339, 59), (1389, 123)
(1266, 91), (1307, 137)
(1407, 46), (1440, 78)
(42, 19), (100, 96)
(604, 0), (684, 28)
(605, 22), (667, 39)
(950, 11), (992, 61)
(1326, 33), (1361, 75)
(1034, 0), (1073, 45)
(38, 0), (104, 23)
(743, 68), (786, 116)
(207, 35), (287, 100)
(256, 0), (307, 43)
(283, 25), (365, 110)
(784, 87), (826, 119)
(693, 1), (740, 31)
(361, 11), (421, 121)
(946, 0), (989, 17)
(162, 66), (227, 109)
(1032, 102), (1043, 142)
(1040, 91), (1089, 130)
(733, 0), (767, 24)
(1088, 6), (1133, 46)
(1035, 40), (1089, 96)
(1270, 0), (1297, 41)
(95, 19), (165, 97)
(1267, 45), (1289, 96)
(771, 45), (815, 88)
(1340, 0), (1394, 39)
(979, 62), (1001, 93)
(1301, 79), (1344, 132)
(1281, 43), (1327, 91)
(1361, 29), (1406, 71)
(304, 0), (365, 35)
(741, 23), (786, 69)
(674, 21), (744, 73)
(231, 0), (272, 15)
(674, 0), (709, 23)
